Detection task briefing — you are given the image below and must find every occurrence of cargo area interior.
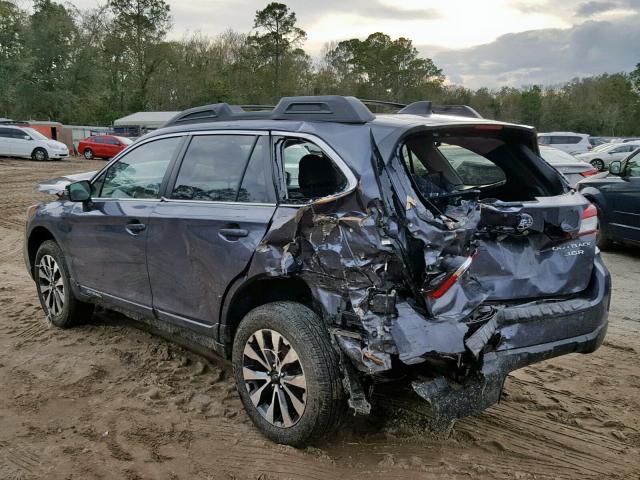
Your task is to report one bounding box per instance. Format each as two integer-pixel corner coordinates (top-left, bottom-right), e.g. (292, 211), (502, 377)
(400, 126), (568, 205)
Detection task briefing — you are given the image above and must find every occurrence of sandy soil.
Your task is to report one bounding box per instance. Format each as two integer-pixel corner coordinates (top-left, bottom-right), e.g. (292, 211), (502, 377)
(1, 156), (639, 480)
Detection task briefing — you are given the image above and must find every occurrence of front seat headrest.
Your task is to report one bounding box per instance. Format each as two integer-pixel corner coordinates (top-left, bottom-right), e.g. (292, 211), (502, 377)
(298, 154), (341, 198)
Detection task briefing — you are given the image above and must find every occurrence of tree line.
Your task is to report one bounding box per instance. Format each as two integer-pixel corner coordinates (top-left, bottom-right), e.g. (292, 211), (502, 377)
(1, 0), (639, 135)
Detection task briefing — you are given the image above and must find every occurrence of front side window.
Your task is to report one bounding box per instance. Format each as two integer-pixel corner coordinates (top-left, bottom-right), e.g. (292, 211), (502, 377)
(280, 139), (346, 203)
(170, 134), (268, 202)
(93, 137), (104, 144)
(626, 159), (640, 177)
(98, 136), (182, 199)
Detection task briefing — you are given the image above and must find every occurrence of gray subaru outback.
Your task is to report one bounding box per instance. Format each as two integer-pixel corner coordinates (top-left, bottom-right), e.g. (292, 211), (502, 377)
(24, 96), (610, 445)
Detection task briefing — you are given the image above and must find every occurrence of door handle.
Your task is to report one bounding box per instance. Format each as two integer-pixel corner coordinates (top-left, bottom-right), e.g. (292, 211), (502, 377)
(125, 221), (147, 235)
(219, 228), (249, 239)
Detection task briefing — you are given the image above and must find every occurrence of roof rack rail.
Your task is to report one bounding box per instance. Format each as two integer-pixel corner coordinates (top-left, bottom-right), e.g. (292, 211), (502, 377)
(162, 96), (483, 128)
(163, 96), (375, 128)
(397, 101), (482, 119)
(359, 99), (407, 109)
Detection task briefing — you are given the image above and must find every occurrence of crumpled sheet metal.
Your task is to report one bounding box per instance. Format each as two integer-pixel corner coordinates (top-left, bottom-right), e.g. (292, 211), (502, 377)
(469, 235), (595, 300)
(251, 194), (400, 318)
(390, 302), (468, 364)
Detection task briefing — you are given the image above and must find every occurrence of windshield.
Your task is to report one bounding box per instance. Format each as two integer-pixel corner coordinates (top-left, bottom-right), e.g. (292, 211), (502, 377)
(23, 128), (48, 140)
(540, 147), (577, 164)
(591, 143), (615, 153)
(115, 136), (133, 145)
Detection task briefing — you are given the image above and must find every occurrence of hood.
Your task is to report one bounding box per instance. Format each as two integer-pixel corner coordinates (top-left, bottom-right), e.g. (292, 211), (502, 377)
(36, 170), (97, 195)
(46, 140), (68, 150)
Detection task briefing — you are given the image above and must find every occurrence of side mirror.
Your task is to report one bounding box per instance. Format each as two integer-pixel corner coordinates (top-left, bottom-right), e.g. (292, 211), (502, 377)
(66, 180), (92, 202)
(609, 160), (622, 175)
(23, 135), (32, 140)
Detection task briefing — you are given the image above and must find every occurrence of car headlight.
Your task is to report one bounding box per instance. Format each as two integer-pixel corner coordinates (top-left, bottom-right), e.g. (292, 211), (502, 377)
(26, 204), (39, 220)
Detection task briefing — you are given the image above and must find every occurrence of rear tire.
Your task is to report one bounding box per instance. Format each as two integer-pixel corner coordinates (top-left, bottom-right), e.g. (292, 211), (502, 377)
(32, 147), (48, 162)
(232, 301), (344, 446)
(590, 159), (604, 171)
(83, 148), (94, 160)
(34, 240), (94, 328)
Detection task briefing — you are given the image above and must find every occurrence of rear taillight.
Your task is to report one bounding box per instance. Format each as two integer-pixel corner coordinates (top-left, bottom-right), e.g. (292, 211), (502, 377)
(580, 168), (599, 177)
(425, 256), (473, 299)
(579, 204), (598, 236)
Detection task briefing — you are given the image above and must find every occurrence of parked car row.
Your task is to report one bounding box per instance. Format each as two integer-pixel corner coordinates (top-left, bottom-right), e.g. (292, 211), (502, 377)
(0, 125), (69, 161)
(0, 124), (134, 161)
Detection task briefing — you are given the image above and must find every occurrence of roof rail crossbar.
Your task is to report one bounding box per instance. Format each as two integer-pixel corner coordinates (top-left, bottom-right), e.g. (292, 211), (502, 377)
(359, 99), (407, 109)
(431, 105), (482, 119)
(398, 101), (482, 119)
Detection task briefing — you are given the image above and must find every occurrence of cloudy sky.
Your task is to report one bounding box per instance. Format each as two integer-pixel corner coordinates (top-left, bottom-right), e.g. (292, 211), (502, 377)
(72, 0), (640, 88)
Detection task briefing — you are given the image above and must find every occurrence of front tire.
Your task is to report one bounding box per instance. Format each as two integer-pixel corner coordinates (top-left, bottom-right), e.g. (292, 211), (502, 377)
(232, 302), (344, 446)
(34, 240), (94, 328)
(32, 147), (48, 162)
(83, 148), (94, 160)
(590, 159), (605, 171)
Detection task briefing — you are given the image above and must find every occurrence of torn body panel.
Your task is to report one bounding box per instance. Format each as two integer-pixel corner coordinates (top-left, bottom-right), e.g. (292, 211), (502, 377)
(221, 121), (609, 423)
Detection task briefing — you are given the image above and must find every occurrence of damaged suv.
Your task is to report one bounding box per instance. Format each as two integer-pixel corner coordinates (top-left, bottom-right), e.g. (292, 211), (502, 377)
(24, 96), (610, 445)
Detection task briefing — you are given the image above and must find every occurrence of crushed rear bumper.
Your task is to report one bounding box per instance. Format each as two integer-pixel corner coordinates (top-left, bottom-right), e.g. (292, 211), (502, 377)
(411, 255), (610, 423)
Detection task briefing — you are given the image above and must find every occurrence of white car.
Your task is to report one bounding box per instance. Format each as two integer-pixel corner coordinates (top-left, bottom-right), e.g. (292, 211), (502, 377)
(0, 125), (69, 161)
(575, 142), (640, 171)
(538, 132), (591, 154)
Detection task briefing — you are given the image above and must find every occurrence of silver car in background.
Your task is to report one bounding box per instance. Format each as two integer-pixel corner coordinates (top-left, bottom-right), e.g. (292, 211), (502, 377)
(539, 145), (598, 186)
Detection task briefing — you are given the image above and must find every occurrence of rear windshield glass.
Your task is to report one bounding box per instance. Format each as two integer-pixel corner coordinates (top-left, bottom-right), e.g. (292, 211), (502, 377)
(400, 128), (564, 203)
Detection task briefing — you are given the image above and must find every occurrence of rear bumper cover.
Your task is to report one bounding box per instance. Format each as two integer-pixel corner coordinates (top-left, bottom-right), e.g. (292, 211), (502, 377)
(411, 255), (610, 422)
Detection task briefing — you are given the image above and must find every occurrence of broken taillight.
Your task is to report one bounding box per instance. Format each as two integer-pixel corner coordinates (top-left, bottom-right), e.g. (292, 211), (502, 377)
(578, 204), (598, 236)
(580, 168), (599, 177)
(425, 256), (474, 299)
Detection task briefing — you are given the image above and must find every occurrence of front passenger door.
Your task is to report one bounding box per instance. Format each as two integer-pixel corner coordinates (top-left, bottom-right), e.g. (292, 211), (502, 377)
(64, 135), (185, 313)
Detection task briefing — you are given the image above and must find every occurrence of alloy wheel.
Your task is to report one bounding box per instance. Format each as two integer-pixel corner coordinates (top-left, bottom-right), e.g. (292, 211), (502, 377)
(242, 329), (307, 428)
(38, 254), (64, 317)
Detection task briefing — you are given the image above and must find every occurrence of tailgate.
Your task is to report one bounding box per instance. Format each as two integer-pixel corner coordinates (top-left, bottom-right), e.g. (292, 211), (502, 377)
(471, 194), (595, 300)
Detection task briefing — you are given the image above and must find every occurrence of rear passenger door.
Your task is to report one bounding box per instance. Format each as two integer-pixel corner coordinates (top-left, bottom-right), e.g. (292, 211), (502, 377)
(146, 132), (276, 332)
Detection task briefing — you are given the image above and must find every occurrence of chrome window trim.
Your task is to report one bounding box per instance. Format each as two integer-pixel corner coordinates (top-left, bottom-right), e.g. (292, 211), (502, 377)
(271, 130), (358, 204)
(160, 198), (277, 207)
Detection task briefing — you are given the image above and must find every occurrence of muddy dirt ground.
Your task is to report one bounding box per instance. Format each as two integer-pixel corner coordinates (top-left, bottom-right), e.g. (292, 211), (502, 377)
(0, 156), (639, 479)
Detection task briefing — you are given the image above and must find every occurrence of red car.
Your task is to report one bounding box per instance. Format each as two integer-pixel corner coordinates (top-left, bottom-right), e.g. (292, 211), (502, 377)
(78, 135), (133, 160)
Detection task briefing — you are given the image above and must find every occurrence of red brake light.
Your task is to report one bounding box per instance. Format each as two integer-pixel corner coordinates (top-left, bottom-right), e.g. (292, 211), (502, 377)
(425, 256), (473, 299)
(579, 204), (598, 236)
(580, 168), (599, 177)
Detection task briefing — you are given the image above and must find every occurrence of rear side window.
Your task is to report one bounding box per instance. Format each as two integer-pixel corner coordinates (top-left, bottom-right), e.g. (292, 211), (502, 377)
(0, 128), (14, 138)
(106, 137), (120, 145)
(170, 135), (272, 203)
(280, 139), (347, 203)
(553, 136), (581, 144)
(98, 137), (182, 199)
